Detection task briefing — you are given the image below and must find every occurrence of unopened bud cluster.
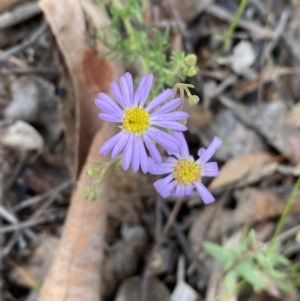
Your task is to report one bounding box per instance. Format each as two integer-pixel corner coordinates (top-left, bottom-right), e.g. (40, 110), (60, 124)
(184, 54), (199, 77)
(82, 186), (99, 202)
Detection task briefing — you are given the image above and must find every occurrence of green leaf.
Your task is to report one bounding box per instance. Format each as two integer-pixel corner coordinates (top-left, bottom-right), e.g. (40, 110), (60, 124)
(224, 271), (237, 295)
(236, 262), (266, 289)
(203, 242), (232, 263)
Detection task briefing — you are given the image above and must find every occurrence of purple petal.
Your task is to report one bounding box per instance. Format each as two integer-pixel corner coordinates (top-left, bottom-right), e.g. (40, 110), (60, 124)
(198, 137), (222, 164)
(111, 81), (126, 108)
(197, 148), (206, 157)
(146, 89), (175, 112)
(178, 186), (185, 197)
(153, 174), (173, 191)
(144, 134), (162, 164)
(202, 162), (219, 177)
(172, 132), (189, 158)
(139, 74), (153, 107)
(120, 75), (131, 107)
(166, 157), (177, 163)
(122, 134), (134, 170)
(151, 98), (181, 116)
(151, 120), (187, 131)
(98, 113), (121, 123)
(194, 182), (215, 204)
(99, 131), (123, 155)
(95, 100), (116, 115)
(154, 174), (176, 198)
(95, 95), (123, 116)
(124, 72), (134, 104)
(147, 127), (180, 153)
(132, 136), (140, 172)
(160, 180), (177, 198)
(137, 137), (148, 173)
(185, 184), (194, 195)
(133, 75), (147, 106)
(173, 185), (185, 197)
(149, 162), (174, 175)
(111, 132), (129, 158)
(167, 148), (181, 158)
(151, 111), (189, 121)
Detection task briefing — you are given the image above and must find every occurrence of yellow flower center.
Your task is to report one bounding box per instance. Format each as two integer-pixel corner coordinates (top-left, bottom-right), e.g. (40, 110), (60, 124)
(121, 107), (150, 135)
(173, 159), (202, 185)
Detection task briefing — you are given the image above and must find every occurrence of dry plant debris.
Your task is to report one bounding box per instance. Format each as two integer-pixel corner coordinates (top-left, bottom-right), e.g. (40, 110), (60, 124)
(0, 0), (300, 301)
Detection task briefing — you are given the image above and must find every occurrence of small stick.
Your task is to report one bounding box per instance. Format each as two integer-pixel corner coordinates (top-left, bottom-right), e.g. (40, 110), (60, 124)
(13, 180), (72, 212)
(0, 205), (28, 248)
(0, 2), (41, 29)
(0, 66), (59, 76)
(0, 22), (49, 61)
(161, 200), (207, 283)
(0, 211), (66, 234)
(0, 173), (3, 300)
(139, 197), (183, 301)
(251, 0), (300, 64)
(256, 9), (290, 114)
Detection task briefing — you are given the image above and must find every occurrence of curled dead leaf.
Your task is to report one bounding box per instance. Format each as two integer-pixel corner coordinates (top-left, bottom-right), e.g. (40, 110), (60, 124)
(40, 0), (123, 176)
(209, 152), (272, 190)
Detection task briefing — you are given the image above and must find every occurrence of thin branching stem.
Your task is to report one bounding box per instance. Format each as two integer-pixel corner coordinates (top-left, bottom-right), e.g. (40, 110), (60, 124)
(268, 176), (300, 253)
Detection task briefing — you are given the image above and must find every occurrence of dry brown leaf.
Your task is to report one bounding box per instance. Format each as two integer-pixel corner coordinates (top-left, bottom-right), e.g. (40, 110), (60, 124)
(219, 96), (300, 156)
(235, 68), (300, 99)
(9, 233), (59, 288)
(285, 103), (300, 128)
(40, 0), (123, 176)
(209, 152), (272, 190)
(115, 276), (171, 301)
(38, 124), (114, 301)
(0, 0), (28, 13)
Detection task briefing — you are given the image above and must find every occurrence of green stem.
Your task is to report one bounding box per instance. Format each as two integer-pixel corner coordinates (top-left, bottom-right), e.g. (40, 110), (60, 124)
(113, 0), (149, 74)
(219, 0), (248, 56)
(268, 176), (300, 253)
(95, 155), (122, 184)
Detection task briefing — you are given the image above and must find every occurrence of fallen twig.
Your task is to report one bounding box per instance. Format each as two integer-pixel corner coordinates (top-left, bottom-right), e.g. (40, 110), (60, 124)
(0, 22), (49, 61)
(13, 180), (72, 212)
(161, 200), (207, 288)
(0, 211), (65, 234)
(0, 205), (37, 247)
(139, 197), (184, 301)
(0, 2), (41, 28)
(0, 66), (58, 76)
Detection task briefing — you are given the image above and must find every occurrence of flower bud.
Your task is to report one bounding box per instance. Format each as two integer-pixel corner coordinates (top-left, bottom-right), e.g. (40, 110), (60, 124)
(185, 54), (197, 66)
(180, 119), (187, 125)
(82, 186), (99, 202)
(188, 95), (200, 106)
(86, 167), (100, 177)
(186, 66), (198, 77)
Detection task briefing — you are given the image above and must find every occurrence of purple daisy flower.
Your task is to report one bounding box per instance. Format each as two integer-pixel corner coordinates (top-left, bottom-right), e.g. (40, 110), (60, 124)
(149, 132), (222, 204)
(95, 72), (189, 173)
